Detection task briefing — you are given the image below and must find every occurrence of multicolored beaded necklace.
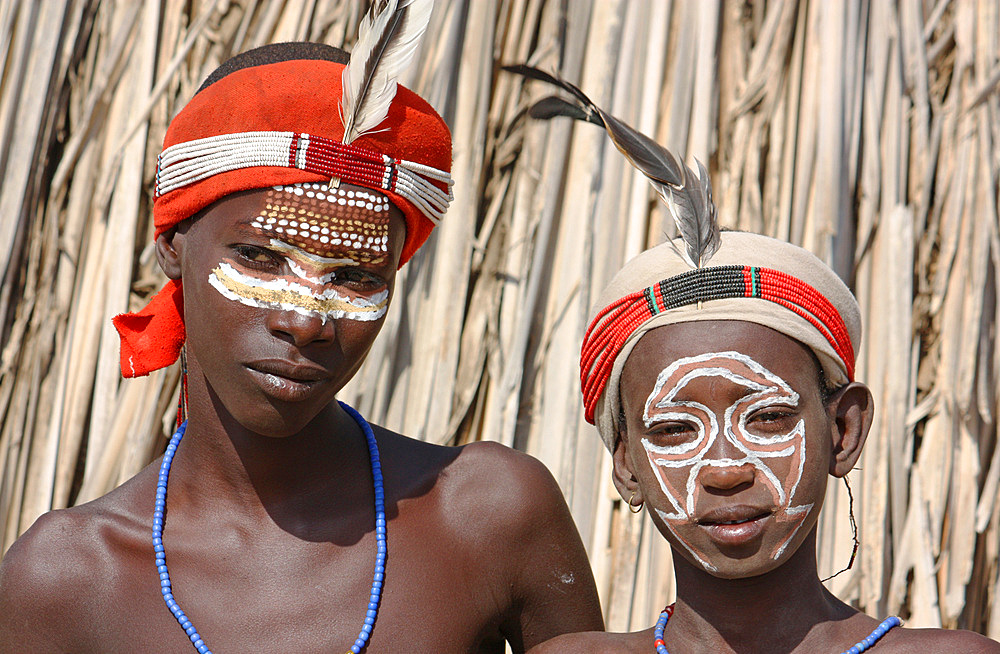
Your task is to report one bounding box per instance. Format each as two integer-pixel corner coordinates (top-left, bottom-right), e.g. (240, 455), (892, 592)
(653, 605), (902, 654)
(153, 401), (387, 654)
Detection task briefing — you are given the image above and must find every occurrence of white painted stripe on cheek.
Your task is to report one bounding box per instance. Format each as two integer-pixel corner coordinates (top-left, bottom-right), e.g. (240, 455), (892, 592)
(636, 350), (822, 568)
(641, 438), (688, 520)
(208, 262), (388, 322)
(654, 507), (717, 572)
(640, 352), (809, 522)
(772, 502), (814, 560)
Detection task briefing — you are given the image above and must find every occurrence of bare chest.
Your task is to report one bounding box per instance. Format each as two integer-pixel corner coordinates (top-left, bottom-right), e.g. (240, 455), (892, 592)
(80, 516), (508, 653)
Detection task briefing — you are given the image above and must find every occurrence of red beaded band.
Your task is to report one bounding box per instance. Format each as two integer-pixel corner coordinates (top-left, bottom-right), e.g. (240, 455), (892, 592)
(154, 130), (452, 224)
(580, 265), (855, 423)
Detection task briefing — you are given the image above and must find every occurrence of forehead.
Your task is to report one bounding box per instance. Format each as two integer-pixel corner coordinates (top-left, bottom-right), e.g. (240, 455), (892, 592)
(620, 321), (818, 403)
(253, 183), (393, 260)
(195, 183), (406, 261)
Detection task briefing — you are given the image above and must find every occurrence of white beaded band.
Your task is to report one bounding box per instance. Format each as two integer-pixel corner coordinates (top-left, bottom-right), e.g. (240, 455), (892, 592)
(155, 131), (454, 225)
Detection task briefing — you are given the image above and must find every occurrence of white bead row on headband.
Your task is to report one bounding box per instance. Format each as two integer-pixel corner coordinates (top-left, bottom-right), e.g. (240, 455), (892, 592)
(155, 131), (454, 225)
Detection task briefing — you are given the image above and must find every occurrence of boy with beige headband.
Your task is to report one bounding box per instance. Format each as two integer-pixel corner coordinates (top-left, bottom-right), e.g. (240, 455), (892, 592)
(507, 65), (1000, 653)
(0, 12), (603, 652)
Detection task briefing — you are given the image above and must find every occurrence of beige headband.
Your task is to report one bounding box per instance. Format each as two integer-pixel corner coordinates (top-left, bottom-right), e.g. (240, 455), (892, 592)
(585, 231), (862, 452)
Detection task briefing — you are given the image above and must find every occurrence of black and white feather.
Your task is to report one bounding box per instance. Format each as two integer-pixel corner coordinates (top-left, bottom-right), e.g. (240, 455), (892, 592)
(341, 0), (434, 145)
(503, 64), (721, 268)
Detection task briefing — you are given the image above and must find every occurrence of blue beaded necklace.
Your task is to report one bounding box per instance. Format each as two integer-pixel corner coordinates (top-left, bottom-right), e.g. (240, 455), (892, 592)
(153, 401), (387, 654)
(653, 605), (901, 654)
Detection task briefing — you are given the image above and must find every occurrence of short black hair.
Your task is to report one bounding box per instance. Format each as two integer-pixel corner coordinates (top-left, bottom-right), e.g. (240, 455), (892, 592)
(196, 42), (350, 95)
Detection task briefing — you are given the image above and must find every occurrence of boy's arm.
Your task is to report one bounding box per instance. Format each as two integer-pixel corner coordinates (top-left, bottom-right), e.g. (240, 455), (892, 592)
(461, 443), (604, 652)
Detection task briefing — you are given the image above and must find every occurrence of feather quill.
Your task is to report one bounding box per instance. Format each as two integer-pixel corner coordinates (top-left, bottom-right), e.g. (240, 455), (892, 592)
(503, 64), (721, 268)
(341, 0), (434, 145)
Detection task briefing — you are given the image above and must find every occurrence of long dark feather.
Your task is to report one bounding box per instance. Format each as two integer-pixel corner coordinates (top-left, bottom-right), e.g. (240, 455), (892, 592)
(505, 63), (720, 267)
(528, 96), (601, 125)
(502, 64), (593, 107)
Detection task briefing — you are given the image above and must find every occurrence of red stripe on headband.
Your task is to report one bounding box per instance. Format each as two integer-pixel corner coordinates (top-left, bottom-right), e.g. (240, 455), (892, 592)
(579, 265), (855, 424)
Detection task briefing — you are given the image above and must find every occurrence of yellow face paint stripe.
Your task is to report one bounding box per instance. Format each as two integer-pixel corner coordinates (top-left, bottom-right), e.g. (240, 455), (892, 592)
(210, 264), (388, 321)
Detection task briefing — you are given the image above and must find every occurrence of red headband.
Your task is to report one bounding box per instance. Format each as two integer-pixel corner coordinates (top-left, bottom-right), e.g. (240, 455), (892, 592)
(114, 57), (452, 378)
(579, 265), (855, 424)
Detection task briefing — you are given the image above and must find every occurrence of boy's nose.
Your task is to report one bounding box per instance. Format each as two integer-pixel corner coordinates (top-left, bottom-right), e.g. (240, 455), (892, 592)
(698, 462), (756, 491)
(267, 308), (335, 347)
(696, 426), (757, 491)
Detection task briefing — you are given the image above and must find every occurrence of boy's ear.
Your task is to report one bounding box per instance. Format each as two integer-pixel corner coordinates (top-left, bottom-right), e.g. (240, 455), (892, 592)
(155, 228), (183, 280)
(611, 428), (642, 507)
(827, 381), (874, 477)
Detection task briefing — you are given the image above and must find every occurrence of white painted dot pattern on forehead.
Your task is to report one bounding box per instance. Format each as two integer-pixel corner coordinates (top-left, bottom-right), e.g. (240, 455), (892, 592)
(250, 182), (392, 264)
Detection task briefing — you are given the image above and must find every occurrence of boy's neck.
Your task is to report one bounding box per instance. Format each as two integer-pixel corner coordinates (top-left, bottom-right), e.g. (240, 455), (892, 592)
(668, 532), (857, 654)
(164, 378), (376, 534)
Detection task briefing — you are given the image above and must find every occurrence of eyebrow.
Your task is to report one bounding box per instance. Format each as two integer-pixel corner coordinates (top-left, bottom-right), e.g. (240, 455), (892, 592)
(232, 220), (271, 233)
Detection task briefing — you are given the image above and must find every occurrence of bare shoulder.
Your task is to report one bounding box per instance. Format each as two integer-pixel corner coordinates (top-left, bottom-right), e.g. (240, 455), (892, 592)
(378, 427), (565, 530)
(443, 439), (570, 535)
(2, 504), (106, 599)
(376, 430), (604, 645)
(881, 626), (1000, 653)
(0, 475), (151, 650)
(445, 440), (605, 644)
(452, 440), (560, 498)
(380, 431), (570, 542)
(528, 629), (648, 653)
(0, 506), (107, 648)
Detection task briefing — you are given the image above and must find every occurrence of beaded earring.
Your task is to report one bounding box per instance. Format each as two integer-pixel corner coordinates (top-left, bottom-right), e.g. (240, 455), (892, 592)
(175, 346), (189, 428)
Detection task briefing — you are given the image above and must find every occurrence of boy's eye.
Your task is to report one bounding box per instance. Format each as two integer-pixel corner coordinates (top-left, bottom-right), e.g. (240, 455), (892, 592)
(746, 408), (796, 428)
(646, 421), (699, 443)
(233, 245), (280, 268)
(331, 267), (385, 289)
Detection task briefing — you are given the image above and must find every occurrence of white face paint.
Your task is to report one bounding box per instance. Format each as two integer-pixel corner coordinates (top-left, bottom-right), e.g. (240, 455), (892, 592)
(640, 351), (812, 571)
(209, 238), (389, 322)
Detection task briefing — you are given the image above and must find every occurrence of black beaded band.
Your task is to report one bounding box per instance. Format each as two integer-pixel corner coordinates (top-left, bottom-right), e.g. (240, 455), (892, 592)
(646, 265), (752, 313)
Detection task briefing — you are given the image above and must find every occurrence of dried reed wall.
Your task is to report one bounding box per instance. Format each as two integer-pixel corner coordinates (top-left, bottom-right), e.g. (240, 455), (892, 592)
(1, 0), (998, 637)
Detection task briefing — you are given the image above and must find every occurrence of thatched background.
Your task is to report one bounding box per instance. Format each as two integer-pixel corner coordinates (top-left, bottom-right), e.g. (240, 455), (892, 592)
(1, 0), (998, 639)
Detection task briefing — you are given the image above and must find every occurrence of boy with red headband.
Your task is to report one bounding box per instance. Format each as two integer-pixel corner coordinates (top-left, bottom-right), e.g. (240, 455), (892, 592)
(0, 40), (602, 653)
(506, 66), (1000, 654)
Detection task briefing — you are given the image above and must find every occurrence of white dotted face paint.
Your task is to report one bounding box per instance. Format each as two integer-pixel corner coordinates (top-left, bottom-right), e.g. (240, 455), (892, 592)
(254, 183), (391, 265)
(640, 351), (812, 571)
(207, 182), (395, 322)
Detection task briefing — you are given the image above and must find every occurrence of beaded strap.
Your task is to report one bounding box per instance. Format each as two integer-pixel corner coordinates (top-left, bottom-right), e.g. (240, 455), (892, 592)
(842, 617), (902, 654)
(580, 265), (856, 423)
(155, 131), (453, 225)
(652, 605), (901, 653)
(652, 604), (674, 654)
(154, 401), (387, 653)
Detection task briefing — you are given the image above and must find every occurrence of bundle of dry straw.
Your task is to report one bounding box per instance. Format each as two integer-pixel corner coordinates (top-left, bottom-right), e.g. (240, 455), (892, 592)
(1, 0), (998, 636)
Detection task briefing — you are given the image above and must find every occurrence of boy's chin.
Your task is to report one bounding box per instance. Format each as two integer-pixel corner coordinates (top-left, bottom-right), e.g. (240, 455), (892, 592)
(228, 399), (339, 438)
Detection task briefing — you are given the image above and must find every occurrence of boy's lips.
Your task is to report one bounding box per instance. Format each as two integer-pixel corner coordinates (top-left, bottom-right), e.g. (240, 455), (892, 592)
(246, 359), (331, 382)
(245, 359), (332, 401)
(695, 506), (773, 546)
